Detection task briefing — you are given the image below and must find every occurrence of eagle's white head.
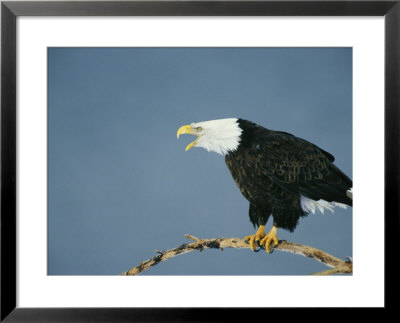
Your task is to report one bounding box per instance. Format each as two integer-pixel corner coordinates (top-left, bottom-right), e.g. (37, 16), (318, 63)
(177, 118), (242, 155)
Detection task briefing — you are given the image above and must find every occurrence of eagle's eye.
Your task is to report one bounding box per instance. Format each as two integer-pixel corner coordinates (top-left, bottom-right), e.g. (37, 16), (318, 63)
(195, 127), (203, 132)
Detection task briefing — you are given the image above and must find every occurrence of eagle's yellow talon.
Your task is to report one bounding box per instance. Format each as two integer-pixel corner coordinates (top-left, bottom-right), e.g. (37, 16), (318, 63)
(259, 225), (279, 253)
(245, 225), (267, 251)
(244, 235), (254, 250)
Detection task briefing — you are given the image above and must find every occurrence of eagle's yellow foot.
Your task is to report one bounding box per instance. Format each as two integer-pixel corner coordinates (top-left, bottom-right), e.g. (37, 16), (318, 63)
(259, 225), (279, 253)
(245, 225), (266, 251)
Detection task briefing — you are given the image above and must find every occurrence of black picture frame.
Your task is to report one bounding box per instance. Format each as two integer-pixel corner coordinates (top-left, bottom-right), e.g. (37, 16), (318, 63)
(1, 0), (398, 321)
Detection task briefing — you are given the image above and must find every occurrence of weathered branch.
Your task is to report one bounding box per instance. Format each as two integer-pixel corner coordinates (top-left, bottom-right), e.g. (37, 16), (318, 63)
(121, 235), (352, 276)
(311, 263), (353, 276)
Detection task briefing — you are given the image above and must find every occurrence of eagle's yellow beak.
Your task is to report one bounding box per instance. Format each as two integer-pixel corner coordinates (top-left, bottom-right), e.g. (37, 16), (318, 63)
(177, 125), (200, 151)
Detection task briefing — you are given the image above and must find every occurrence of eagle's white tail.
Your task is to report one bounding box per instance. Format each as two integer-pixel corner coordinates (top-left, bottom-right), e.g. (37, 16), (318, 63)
(346, 188), (353, 200)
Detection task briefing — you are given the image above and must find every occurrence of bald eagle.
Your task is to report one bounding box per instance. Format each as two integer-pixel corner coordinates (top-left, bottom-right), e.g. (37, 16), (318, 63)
(177, 118), (352, 253)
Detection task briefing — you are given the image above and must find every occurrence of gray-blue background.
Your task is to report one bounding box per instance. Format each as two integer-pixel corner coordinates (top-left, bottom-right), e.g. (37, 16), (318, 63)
(48, 48), (352, 275)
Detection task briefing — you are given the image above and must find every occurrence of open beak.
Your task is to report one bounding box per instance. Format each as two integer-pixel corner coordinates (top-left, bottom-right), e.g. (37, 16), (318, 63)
(177, 125), (200, 151)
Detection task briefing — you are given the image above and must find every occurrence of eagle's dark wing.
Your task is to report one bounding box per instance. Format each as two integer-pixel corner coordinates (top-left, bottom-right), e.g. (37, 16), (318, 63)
(247, 130), (352, 206)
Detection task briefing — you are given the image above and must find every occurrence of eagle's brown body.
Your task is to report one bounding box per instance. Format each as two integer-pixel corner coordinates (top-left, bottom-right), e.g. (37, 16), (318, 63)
(225, 119), (352, 231)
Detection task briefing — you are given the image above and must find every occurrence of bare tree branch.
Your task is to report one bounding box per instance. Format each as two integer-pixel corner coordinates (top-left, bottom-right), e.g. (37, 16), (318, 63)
(311, 263), (353, 275)
(121, 234), (352, 276)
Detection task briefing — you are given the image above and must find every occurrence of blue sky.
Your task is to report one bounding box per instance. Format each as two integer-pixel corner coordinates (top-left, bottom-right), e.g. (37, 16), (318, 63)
(48, 47), (352, 275)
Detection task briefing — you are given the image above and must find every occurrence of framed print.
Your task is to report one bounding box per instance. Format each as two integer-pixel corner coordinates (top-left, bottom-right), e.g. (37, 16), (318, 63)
(1, 0), (398, 321)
